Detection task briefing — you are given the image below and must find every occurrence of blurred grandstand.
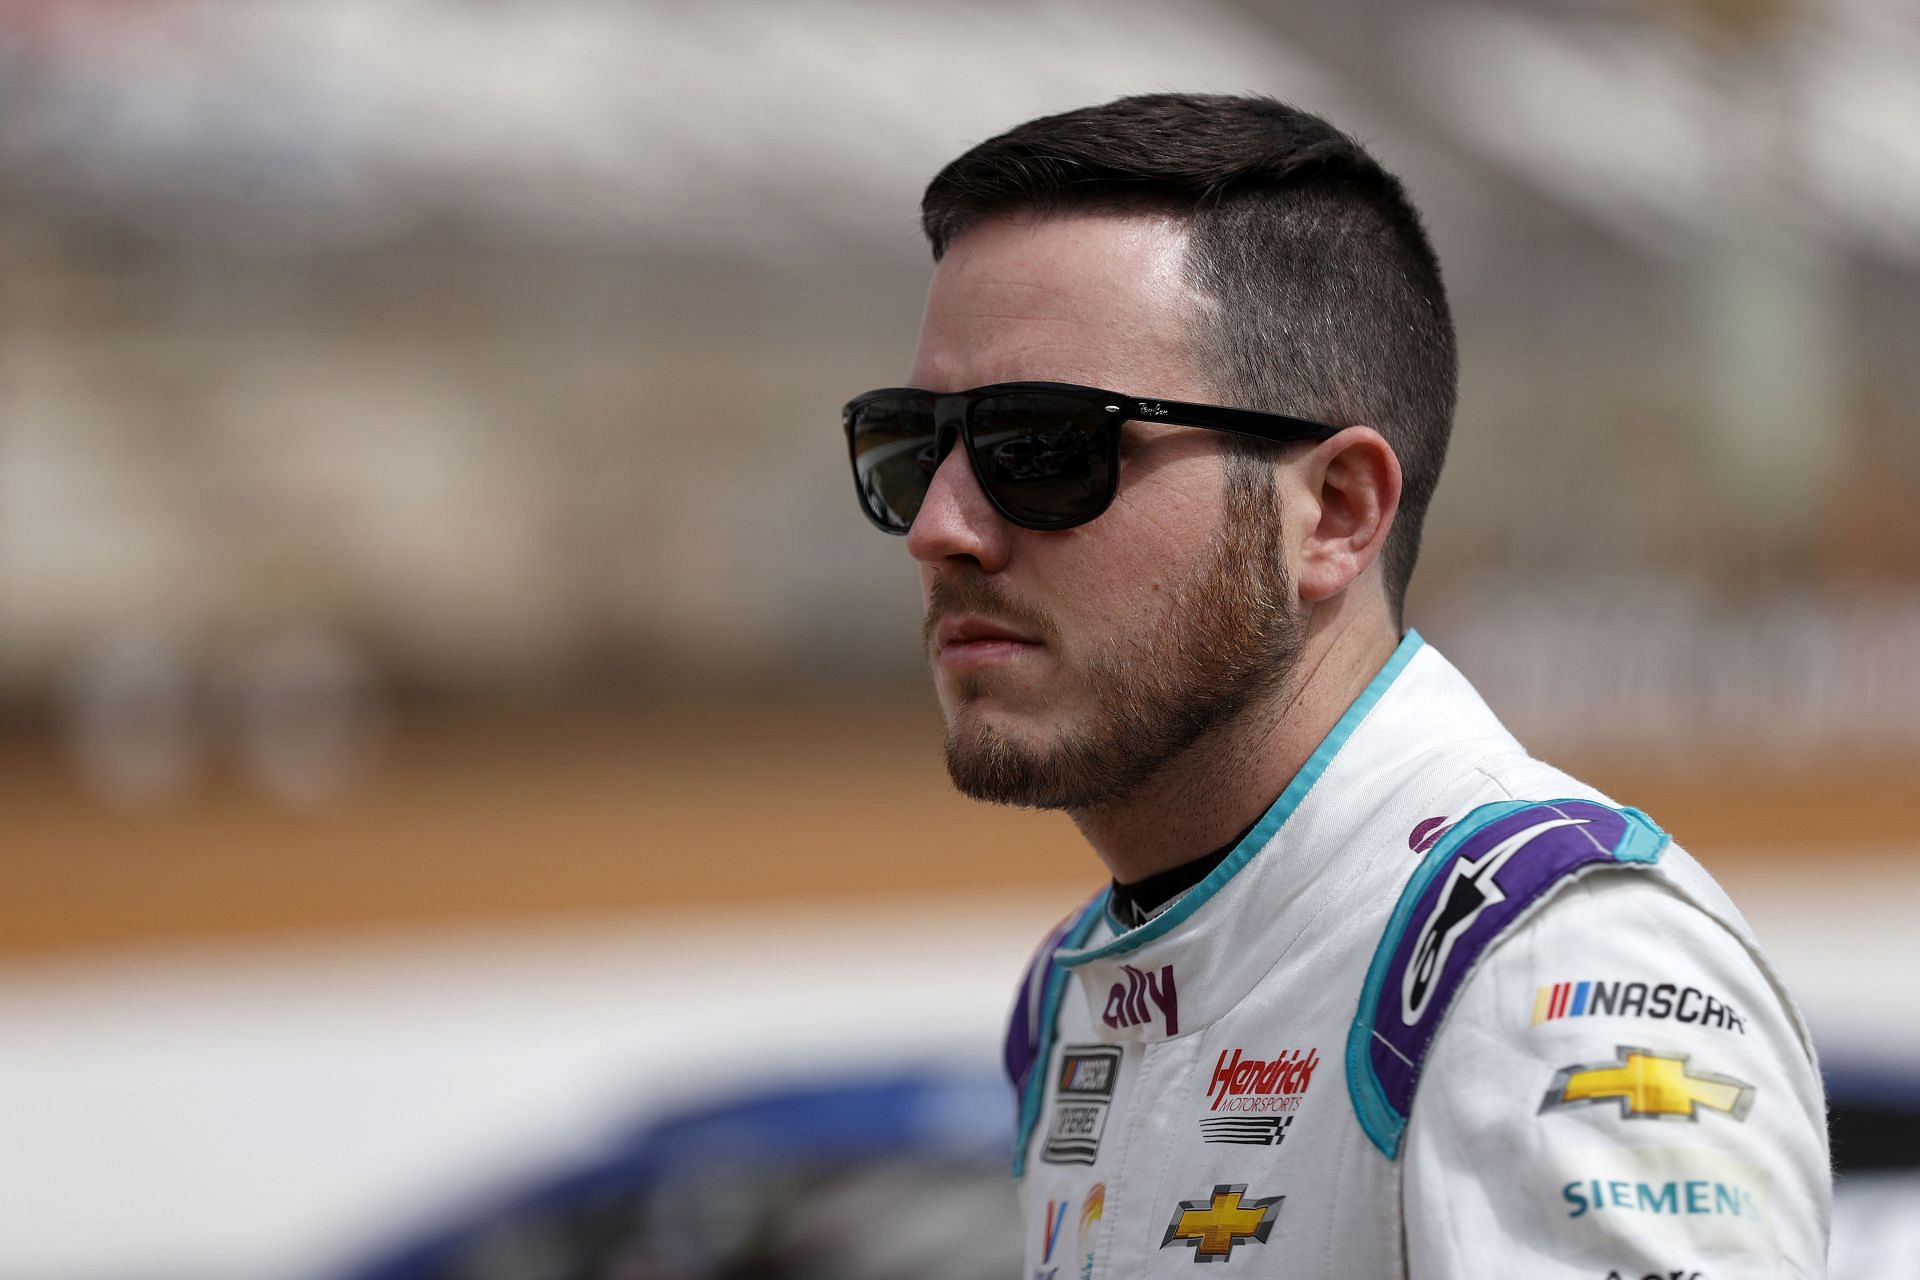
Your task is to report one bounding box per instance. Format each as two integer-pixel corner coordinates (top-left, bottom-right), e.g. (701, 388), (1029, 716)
(0, 1), (1916, 1277)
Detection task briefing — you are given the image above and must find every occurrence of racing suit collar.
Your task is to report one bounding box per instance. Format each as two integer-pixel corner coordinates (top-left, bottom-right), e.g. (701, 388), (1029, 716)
(1056, 633), (1522, 1044)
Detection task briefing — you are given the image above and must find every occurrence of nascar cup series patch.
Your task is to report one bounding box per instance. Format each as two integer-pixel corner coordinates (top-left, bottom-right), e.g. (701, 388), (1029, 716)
(1345, 798), (1670, 1158)
(1042, 1045), (1121, 1165)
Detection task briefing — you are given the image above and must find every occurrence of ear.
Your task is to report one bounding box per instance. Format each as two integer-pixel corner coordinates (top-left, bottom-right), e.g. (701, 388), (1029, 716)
(1294, 426), (1401, 605)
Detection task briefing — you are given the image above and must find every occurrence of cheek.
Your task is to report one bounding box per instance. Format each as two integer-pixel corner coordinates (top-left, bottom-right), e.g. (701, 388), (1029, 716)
(1090, 474), (1228, 603)
(1041, 538), (1206, 644)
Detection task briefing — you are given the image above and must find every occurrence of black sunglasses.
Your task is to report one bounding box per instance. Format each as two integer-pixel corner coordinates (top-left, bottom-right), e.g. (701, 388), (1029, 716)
(842, 381), (1341, 534)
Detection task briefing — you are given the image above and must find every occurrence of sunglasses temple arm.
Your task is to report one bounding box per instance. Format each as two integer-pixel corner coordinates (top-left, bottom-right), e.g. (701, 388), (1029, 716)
(1128, 398), (1340, 446)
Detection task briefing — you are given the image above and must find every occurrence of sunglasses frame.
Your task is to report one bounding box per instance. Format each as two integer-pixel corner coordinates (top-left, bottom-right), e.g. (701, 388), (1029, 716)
(842, 380), (1342, 534)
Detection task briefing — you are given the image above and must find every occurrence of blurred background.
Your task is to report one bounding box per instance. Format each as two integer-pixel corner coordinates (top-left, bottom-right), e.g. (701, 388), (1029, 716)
(1, 0), (1916, 1276)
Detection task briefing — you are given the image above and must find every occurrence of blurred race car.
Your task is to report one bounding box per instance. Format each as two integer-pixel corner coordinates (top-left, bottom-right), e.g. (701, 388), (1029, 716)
(335, 1072), (1025, 1280)
(335, 1067), (1920, 1280)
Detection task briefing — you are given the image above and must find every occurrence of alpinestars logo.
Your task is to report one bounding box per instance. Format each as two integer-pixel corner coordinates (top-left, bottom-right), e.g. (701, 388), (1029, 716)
(1103, 963), (1179, 1036)
(1401, 816), (1590, 1023)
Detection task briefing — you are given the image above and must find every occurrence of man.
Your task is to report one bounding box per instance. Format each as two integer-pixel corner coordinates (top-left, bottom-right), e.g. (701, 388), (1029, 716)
(841, 95), (1829, 1277)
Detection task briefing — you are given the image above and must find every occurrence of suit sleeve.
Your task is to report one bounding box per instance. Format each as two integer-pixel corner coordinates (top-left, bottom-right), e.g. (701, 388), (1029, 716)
(1401, 872), (1831, 1279)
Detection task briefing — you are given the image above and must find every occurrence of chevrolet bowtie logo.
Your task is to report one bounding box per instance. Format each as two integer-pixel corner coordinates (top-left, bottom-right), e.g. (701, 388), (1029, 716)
(1160, 1184), (1281, 1263)
(1540, 1046), (1756, 1122)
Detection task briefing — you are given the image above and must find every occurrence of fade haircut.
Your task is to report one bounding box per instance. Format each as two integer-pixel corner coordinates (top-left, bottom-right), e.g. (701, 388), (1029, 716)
(920, 93), (1456, 623)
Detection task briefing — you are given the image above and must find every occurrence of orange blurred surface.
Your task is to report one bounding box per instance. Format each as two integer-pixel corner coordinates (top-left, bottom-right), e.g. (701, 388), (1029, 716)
(2, 704), (1914, 960)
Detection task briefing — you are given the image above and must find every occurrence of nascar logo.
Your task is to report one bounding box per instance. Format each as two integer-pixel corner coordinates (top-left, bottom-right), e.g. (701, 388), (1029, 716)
(1061, 1052), (1117, 1093)
(1532, 980), (1746, 1034)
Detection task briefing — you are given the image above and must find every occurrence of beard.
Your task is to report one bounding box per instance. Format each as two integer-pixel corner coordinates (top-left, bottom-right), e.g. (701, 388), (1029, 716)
(932, 462), (1305, 811)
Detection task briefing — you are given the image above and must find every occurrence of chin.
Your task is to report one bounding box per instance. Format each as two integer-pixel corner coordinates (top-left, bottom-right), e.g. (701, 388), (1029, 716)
(942, 695), (1019, 746)
(942, 705), (1115, 811)
(942, 676), (1060, 734)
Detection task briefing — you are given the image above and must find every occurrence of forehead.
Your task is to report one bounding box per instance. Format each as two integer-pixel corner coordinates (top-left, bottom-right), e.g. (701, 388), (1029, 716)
(909, 212), (1208, 396)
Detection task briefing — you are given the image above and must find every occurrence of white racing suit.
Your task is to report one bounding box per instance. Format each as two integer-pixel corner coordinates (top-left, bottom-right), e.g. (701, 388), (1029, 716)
(1008, 632), (1830, 1279)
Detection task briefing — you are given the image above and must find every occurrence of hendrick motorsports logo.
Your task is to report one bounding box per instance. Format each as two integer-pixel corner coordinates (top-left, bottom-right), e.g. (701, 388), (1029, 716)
(1043, 1045), (1121, 1165)
(1206, 1046), (1318, 1113)
(1200, 1046), (1316, 1143)
(1540, 1047), (1756, 1123)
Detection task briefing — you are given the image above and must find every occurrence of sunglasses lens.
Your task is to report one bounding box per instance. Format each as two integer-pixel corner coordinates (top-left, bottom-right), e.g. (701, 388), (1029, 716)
(848, 396), (938, 532)
(970, 393), (1113, 527)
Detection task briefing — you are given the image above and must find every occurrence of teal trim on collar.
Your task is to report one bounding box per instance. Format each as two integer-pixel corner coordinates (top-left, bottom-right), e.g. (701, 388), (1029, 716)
(1058, 629), (1426, 970)
(1011, 892), (1109, 1178)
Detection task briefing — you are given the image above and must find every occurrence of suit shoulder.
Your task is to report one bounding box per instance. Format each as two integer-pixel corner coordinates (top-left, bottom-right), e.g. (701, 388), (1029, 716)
(1347, 797), (1670, 1157)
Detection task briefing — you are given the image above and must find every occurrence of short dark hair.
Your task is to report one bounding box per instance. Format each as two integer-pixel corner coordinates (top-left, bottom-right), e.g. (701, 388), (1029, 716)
(921, 93), (1456, 623)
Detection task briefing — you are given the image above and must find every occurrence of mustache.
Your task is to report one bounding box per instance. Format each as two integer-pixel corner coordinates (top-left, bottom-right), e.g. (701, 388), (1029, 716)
(923, 574), (1059, 651)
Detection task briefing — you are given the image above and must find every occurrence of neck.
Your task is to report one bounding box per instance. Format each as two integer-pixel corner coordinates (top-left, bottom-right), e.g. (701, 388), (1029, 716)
(1069, 607), (1401, 885)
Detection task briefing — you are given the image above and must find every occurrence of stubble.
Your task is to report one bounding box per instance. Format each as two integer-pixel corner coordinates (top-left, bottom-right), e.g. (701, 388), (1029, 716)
(935, 461), (1304, 810)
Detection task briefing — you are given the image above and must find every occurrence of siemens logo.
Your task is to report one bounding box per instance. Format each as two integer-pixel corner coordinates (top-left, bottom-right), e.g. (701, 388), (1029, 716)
(1555, 1146), (1777, 1254)
(1563, 1177), (1765, 1221)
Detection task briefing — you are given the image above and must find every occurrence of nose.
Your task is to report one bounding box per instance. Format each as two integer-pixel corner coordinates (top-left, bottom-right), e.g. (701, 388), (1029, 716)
(905, 430), (1013, 572)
